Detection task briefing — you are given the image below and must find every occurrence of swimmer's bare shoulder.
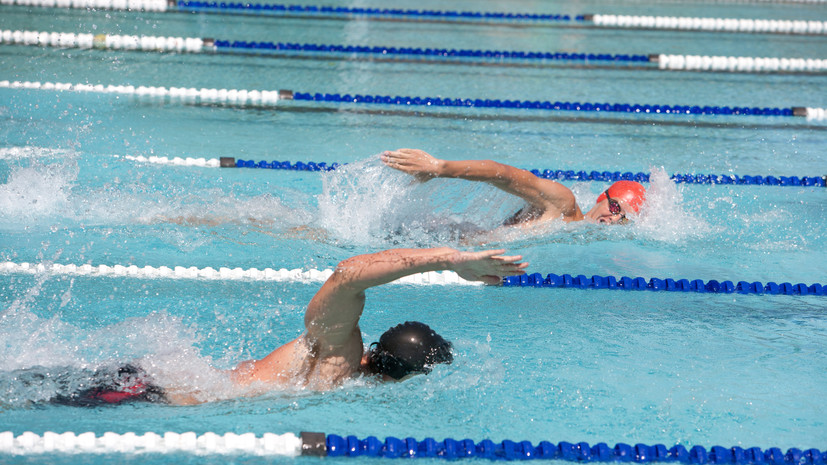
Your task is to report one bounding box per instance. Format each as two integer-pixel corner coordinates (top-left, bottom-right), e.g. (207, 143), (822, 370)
(531, 177), (583, 223)
(229, 337), (312, 387)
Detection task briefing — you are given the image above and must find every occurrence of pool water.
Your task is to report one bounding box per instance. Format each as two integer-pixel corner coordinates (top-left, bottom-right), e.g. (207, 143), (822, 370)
(1, 0), (826, 463)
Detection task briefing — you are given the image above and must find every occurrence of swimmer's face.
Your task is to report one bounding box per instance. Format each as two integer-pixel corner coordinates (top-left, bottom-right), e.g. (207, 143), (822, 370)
(360, 354), (421, 382)
(590, 197), (633, 224)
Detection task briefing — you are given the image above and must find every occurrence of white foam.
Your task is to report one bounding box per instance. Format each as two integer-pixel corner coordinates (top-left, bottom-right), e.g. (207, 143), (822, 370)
(0, 306), (249, 405)
(634, 167), (715, 243)
(317, 155), (520, 246)
(0, 160), (76, 222)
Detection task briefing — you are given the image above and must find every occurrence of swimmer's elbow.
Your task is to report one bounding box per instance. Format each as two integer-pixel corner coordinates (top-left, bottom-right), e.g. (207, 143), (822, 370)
(329, 253), (386, 290)
(330, 257), (364, 286)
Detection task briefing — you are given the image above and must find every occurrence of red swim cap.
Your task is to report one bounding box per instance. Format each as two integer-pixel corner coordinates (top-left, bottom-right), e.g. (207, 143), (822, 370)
(595, 180), (647, 213)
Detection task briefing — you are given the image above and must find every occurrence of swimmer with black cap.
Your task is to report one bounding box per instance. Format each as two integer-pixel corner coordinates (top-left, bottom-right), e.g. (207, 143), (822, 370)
(367, 321), (454, 380)
(31, 248), (525, 406)
(381, 149), (646, 227)
(208, 247), (529, 402)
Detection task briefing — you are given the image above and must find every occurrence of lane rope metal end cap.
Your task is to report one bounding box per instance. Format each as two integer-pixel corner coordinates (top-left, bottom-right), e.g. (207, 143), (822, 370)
(300, 432), (327, 457)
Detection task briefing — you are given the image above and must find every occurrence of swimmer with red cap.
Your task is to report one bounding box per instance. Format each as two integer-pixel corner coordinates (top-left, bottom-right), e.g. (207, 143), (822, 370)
(381, 149), (646, 227)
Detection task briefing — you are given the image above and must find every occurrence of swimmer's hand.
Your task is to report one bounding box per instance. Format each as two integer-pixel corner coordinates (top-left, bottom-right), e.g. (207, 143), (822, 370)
(451, 249), (528, 285)
(381, 149), (443, 183)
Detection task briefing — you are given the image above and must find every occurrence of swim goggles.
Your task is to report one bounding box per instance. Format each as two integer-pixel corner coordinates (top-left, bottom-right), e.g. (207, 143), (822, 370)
(603, 190), (629, 224)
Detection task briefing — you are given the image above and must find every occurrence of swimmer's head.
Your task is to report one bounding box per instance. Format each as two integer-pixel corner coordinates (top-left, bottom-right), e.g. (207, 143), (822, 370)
(587, 180), (646, 224)
(596, 180), (646, 213)
(367, 321), (453, 380)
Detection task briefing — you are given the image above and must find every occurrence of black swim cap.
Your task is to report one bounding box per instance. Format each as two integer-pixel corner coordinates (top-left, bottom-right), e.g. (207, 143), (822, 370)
(367, 321), (453, 380)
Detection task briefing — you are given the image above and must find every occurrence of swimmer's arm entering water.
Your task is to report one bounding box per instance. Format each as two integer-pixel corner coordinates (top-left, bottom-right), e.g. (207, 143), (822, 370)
(381, 149), (583, 222)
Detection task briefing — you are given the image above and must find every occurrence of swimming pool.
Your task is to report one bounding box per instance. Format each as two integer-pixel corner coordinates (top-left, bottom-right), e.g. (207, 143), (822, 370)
(1, 0), (826, 462)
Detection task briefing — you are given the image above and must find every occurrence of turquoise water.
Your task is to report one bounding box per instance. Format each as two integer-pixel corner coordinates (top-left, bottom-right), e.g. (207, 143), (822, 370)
(1, 0), (826, 463)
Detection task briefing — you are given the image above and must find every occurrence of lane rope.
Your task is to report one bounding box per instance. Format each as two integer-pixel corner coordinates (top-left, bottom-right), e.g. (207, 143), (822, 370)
(0, 261), (479, 285)
(2, 0), (826, 35)
(0, 431), (823, 462)
(1, 262), (822, 296)
(504, 273), (826, 297)
(123, 155), (827, 188)
(3, 30), (826, 74)
(2, 79), (825, 121)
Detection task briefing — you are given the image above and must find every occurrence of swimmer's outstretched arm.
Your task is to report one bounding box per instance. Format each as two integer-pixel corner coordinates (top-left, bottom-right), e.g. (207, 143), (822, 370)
(381, 149), (578, 216)
(304, 248), (528, 363)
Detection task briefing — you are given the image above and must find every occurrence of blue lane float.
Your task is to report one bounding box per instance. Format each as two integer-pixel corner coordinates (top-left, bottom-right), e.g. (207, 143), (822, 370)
(170, 3), (827, 36)
(289, 92), (802, 119)
(502, 273), (826, 297)
(176, 1), (585, 22)
(226, 158), (339, 172)
(223, 158), (827, 188)
(312, 434), (826, 463)
(529, 170), (827, 187)
(213, 39), (650, 64)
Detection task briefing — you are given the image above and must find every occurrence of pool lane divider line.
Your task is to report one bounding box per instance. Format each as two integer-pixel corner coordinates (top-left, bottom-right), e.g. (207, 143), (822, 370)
(1, 261), (823, 296)
(1, 431), (824, 463)
(0, 261), (480, 285)
(4, 30), (827, 74)
(131, 155), (826, 188)
(2, 79), (826, 121)
(505, 273), (826, 297)
(3, 0), (827, 35)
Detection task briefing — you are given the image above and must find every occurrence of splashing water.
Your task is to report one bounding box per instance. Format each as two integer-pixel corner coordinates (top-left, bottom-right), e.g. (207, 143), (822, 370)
(316, 156), (523, 246)
(0, 147), (311, 231)
(316, 156), (415, 244)
(0, 311), (243, 406)
(633, 167), (714, 243)
(0, 146), (71, 161)
(0, 159), (76, 223)
(0, 277), (240, 406)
